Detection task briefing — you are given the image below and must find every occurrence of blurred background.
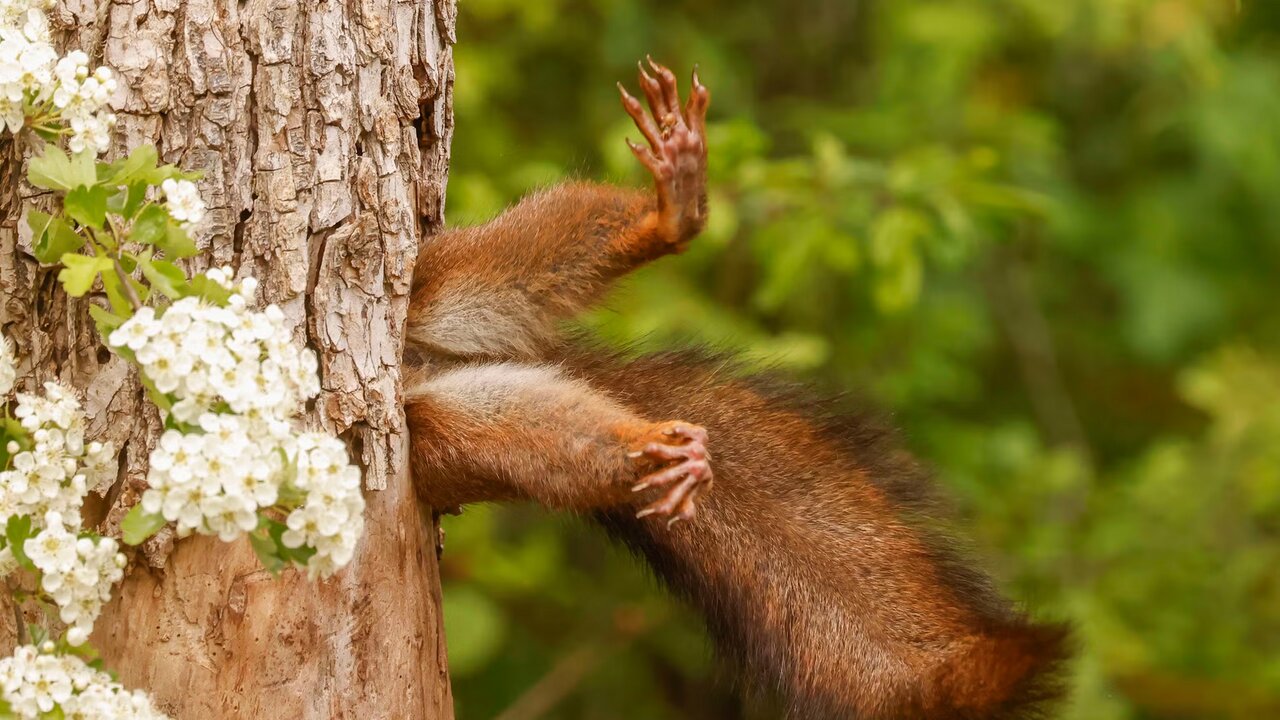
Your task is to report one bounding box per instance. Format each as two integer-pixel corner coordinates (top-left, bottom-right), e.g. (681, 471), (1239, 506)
(437, 1), (1280, 718)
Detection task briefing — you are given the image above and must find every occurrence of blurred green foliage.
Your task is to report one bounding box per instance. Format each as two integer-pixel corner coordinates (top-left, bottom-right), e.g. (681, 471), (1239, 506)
(439, 1), (1280, 717)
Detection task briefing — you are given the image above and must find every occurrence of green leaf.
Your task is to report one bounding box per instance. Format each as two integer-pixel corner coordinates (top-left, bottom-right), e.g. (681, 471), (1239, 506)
(141, 163), (203, 185)
(0, 419), (30, 470)
(278, 448), (300, 499)
(57, 254), (113, 297)
(281, 542), (317, 566)
(249, 529), (286, 575)
(265, 518), (317, 567)
(27, 147), (97, 191)
(278, 483), (307, 509)
(58, 636), (100, 663)
(89, 304), (127, 343)
(108, 182), (150, 220)
(188, 273), (233, 306)
(121, 505), (165, 545)
(63, 184), (111, 229)
(99, 269), (133, 315)
(157, 223), (198, 259)
(27, 625), (47, 648)
(872, 253), (922, 314)
(31, 215), (85, 265)
(130, 204), (170, 247)
(99, 144), (158, 185)
(5, 515), (33, 570)
(26, 209), (53, 245)
(868, 207), (927, 313)
(137, 256), (189, 299)
(114, 253), (151, 306)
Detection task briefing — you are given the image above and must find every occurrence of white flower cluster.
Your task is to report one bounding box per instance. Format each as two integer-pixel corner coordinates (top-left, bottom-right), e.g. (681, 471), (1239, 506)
(111, 272), (363, 578)
(141, 419), (288, 541)
(0, 0), (46, 27)
(50, 50), (117, 154)
(0, 0), (40, 23)
(25, 513), (126, 645)
(0, 0), (116, 153)
(108, 276), (319, 424)
(0, 644), (169, 719)
(160, 179), (205, 228)
(0, 4), (54, 134)
(0, 333), (14, 396)
(0, 383), (119, 646)
(281, 433), (364, 578)
(1, 382), (116, 531)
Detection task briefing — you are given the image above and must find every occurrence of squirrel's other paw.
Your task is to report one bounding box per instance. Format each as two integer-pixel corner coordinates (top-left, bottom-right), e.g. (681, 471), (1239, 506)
(617, 57), (710, 244)
(628, 421), (713, 527)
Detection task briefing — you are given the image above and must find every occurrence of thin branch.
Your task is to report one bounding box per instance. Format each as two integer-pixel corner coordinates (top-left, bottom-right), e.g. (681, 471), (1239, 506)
(112, 257), (143, 311)
(985, 238), (1092, 467)
(494, 610), (658, 720)
(493, 644), (605, 720)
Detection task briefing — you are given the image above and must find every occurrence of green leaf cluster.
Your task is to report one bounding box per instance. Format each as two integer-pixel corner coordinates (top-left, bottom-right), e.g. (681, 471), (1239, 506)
(24, 144), (206, 320)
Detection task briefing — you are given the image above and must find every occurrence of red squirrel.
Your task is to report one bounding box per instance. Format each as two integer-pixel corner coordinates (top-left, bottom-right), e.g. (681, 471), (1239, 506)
(404, 59), (1069, 720)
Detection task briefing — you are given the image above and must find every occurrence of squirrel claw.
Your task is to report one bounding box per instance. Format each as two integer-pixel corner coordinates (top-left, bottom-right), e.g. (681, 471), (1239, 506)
(617, 58), (709, 245)
(630, 421), (713, 526)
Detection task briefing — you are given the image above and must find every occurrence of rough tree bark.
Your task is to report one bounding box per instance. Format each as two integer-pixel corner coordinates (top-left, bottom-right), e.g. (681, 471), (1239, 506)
(0, 0), (457, 717)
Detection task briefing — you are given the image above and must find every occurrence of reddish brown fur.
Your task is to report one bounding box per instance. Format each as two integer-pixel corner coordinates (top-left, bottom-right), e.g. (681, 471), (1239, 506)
(565, 348), (1069, 720)
(404, 60), (1069, 719)
(403, 361), (708, 515)
(406, 183), (656, 359)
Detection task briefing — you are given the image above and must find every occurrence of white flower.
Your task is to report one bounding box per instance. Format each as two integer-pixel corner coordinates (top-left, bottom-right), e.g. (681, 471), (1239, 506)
(281, 433), (364, 579)
(0, 95), (22, 134)
(160, 178), (205, 227)
(0, 644), (170, 719)
(33, 531), (123, 635)
(27, 519), (77, 574)
(108, 307), (160, 350)
(0, 383), (117, 532)
(139, 415), (363, 578)
(14, 381), (79, 431)
(0, 333), (15, 396)
(64, 627), (88, 647)
(0, 2), (115, 153)
(42, 50), (115, 155)
(81, 441), (116, 494)
(120, 287), (322, 424)
(0, 1), (51, 30)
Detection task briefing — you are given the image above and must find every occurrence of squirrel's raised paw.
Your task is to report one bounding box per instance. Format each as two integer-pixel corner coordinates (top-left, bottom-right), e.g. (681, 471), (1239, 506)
(617, 57), (710, 246)
(628, 421), (713, 527)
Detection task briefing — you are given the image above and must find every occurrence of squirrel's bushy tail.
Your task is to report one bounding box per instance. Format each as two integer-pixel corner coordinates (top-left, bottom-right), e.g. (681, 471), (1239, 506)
(926, 619), (1070, 719)
(570, 348), (1071, 719)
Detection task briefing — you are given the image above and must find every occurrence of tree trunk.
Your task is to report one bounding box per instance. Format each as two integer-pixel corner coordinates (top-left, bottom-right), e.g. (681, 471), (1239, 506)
(0, 0), (457, 717)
